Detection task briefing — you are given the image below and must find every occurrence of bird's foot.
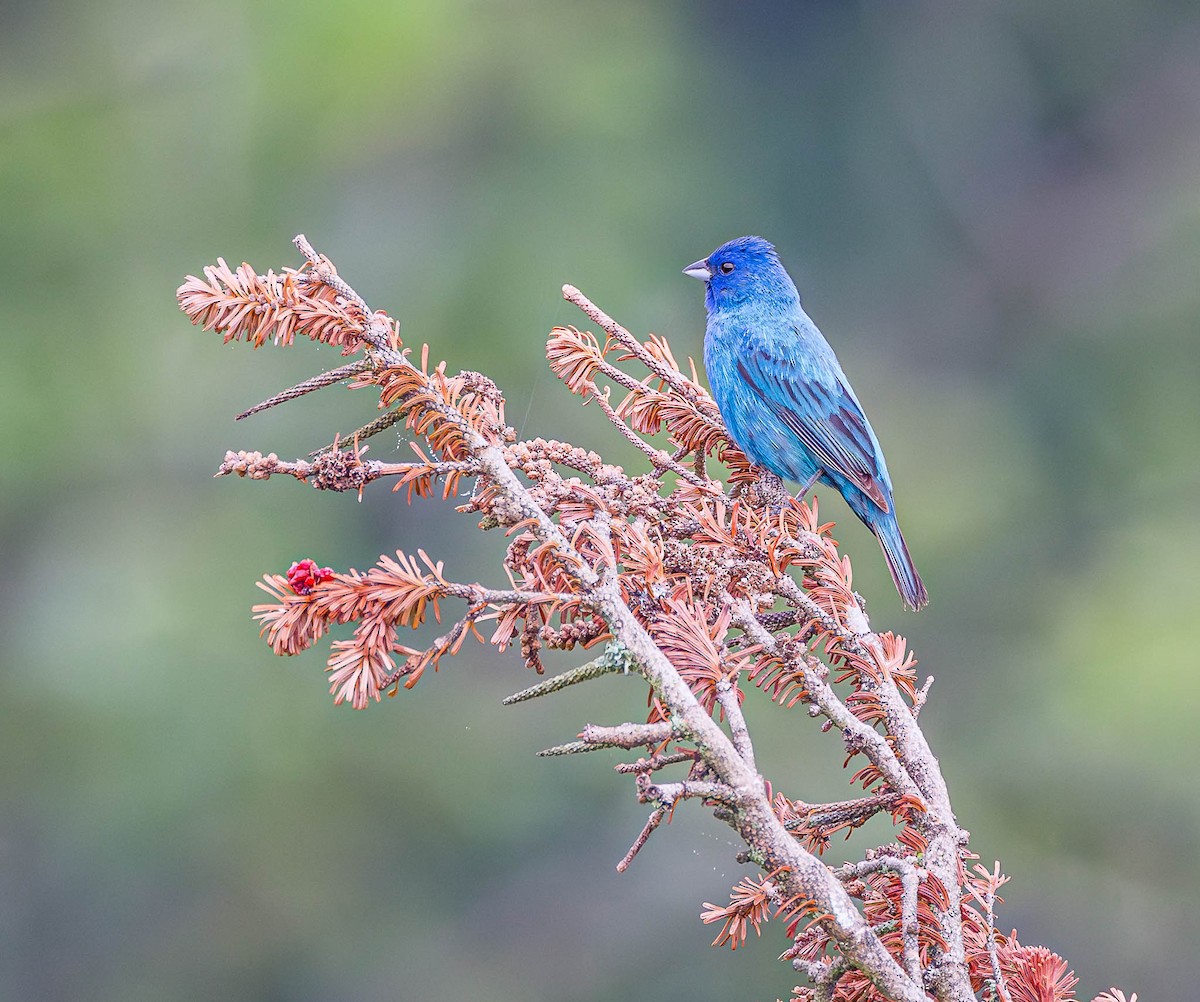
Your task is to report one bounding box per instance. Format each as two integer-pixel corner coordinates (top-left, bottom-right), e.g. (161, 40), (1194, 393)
(747, 470), (789, 511)
(794, 467), (823, 501)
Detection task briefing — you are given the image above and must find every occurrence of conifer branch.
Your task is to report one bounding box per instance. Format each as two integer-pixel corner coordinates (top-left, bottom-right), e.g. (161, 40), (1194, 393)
(181, 237), (1130, 1002)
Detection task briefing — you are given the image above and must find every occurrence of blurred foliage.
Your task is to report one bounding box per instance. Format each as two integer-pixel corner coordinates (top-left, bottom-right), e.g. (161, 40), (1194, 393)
(2, 1), (1198, 998)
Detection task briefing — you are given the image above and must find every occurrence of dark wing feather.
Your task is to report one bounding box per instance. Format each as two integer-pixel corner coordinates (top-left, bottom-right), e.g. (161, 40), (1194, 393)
(736, 348), (889, 512)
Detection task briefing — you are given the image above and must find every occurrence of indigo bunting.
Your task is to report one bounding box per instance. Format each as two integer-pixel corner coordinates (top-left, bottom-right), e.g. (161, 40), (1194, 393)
(685, 236), (927, 610)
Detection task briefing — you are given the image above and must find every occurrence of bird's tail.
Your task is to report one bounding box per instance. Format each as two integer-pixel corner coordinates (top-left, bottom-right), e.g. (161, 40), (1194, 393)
(873, 515), (928, 611)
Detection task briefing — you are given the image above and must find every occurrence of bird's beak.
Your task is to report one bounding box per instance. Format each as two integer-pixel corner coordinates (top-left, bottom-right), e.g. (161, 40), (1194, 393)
(682, 258), (711, 282)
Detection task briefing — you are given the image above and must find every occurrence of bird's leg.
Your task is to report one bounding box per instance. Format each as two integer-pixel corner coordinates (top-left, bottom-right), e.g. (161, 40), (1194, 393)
(795, 467), (824, 500)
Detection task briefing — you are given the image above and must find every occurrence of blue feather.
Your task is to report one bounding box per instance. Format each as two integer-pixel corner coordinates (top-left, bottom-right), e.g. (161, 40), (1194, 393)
(685, 236), (928, 610)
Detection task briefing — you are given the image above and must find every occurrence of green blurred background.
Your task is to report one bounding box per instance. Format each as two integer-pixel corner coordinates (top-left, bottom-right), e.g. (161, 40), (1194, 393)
(3, 2), (1198, 999)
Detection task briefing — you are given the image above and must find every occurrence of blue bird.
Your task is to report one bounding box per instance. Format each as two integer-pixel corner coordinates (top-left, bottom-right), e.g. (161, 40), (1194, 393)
(684, 236), (927, 610)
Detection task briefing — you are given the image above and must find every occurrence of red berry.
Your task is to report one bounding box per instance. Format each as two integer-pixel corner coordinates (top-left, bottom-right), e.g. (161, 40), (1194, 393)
(286, 558), (333, 595)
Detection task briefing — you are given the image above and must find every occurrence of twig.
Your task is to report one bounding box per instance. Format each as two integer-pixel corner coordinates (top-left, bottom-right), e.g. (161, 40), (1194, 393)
(580, 721), (678, 749)
(294, 234), (369, 312)
(444, 582), (576, 606)
(912, 675), (934, 718)
(616, 805), (668, 872)
(293, 234), (399, 355)
(311, 408), (406, 456)
(784, 793), (904, 834)
(613, 749), (698, 774)
(236, 359), (375, 421)
(214, 449), (480, 494)
(836, 856), (923, 984)
(715, 679), (756, 771)
(981, 862), (1013, 1002)
(643, 778), (738, 809)
(538, 721), (678, 758)
(591, 387), (707, 487)
(502, 642), (638, 705)
(562, 284), (713, 411)
(386, 606), (484, 687)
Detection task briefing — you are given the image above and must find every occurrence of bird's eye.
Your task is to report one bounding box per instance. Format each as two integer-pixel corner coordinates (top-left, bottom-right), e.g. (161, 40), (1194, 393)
(719, 261), (735, 274)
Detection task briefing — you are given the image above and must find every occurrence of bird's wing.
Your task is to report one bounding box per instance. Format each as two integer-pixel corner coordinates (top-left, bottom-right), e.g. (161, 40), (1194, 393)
(736, 347), (890, 513)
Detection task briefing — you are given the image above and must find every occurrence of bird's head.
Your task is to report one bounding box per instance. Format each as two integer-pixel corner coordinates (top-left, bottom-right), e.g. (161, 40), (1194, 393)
(683, 235), (798, 311)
